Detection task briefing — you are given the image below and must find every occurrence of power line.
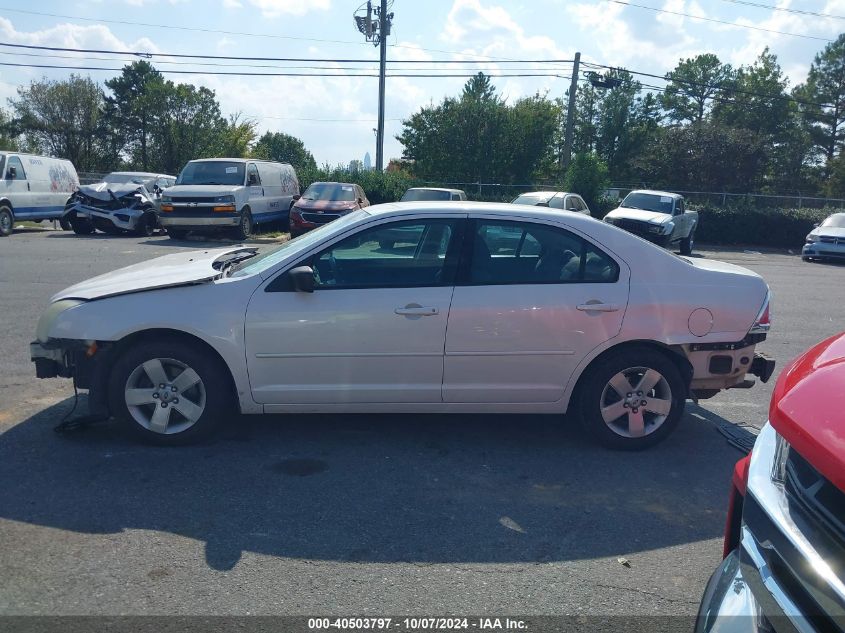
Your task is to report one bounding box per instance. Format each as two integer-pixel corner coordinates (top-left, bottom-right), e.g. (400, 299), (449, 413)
(0, 41), (575, 65)
(611, 0), (834, 41)
(0, 60), (569, 79)
(0, 6), (565, 64)
(719, 0), (845, 21)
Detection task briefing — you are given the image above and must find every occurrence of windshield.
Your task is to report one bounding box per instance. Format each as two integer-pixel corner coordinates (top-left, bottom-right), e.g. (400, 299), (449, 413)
(621, 192), (676, 214)
(177, 161), (245, 186)
(401, 189), (452, 201)
(512, 194), (550, 205)
(230, 210), (370, 276)
(104, 173), (153, 186)
(821, 214), (845, 229)
(302, 182), (356, 202)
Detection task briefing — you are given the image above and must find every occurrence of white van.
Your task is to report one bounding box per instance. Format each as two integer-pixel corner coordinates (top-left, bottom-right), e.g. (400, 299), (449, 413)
(159, 158), (299, 240)
(0, 153), (80, 237)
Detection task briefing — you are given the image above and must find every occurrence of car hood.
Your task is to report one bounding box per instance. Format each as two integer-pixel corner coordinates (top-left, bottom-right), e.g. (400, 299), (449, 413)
(809, 226), (845, 239)
(605, 208), (673, 224)
(769, 331), (845, 494)
(78, 182), (145, 200)
(51, 246), (256, 302)
(167, 185), (242, 197)
(295, 199), (358, 212)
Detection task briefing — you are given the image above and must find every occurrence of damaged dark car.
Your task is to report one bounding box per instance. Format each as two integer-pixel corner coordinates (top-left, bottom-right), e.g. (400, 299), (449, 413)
(63, 172), (176, 236)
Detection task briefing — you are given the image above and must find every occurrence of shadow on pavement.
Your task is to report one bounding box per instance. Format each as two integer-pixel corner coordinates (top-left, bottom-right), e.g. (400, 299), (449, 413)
(0, 399), (741, 571)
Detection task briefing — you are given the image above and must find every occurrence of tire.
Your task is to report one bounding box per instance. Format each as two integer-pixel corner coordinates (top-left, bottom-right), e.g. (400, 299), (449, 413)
(70, 217), (95, 235)
(108, 340), (233, 445)
(577, 347), (687, 450)
(59, 216), (72, 231)
(232, 208), (253, 241)
(0, 205), (12, 237)
(167, 228), (189, 240)
(679, 228), (695, 255)
(134, 211), (157, 237)
(802, 256), (811, 262)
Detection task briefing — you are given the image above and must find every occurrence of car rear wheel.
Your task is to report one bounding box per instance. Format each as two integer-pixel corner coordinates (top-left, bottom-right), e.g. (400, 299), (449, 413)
(108, 340), (232, 445)
(578, 348), (686, 450)
(680, 229), (695, 255)
(0, 206), (13, 237)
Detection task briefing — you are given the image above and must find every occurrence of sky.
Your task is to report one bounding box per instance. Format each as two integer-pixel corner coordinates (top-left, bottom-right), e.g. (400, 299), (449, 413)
(0, 0), (843, 168)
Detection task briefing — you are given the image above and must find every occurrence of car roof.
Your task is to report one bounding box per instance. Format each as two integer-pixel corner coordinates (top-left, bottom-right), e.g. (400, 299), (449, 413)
(627, 189), (683, 199)
(308, 181), (358, 187)
(186, 158), (291, 166)
(515, 191), (572, 198)
(107, 171), (174, 178)
(406, 187), (465, 194)
(368, 201), (598, 221)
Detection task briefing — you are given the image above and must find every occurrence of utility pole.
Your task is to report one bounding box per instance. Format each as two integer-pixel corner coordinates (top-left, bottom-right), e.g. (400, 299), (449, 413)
(354, 1), (393, 171)
(562, 51), (580, 172)
(376, 0), (387, 171)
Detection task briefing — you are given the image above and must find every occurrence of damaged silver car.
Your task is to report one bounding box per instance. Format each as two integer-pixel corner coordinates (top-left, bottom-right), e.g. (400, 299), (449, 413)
(63, 172), (176, 236)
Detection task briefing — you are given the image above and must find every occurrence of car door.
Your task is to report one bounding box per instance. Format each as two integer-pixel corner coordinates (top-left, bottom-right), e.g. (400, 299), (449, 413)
(670, 198), (688, 241)
(244, 216), (464, 404)
(443, 217), (630, 403)
(245, 163), (266, 217)
(2, 156), (32, 217)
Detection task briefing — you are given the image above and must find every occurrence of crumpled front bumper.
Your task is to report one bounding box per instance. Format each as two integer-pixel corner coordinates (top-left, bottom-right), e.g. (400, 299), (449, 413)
(66, 202), (146, 231)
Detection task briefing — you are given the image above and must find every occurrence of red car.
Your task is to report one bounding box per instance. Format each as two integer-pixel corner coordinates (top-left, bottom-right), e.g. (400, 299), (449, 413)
(289, 181), (369, 238)
(696, 332), (845, 632)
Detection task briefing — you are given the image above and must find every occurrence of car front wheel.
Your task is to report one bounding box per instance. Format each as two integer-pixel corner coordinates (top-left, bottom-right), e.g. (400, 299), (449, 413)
(578, 348), (686, 450)
(0, 206), (13, 237)
(680, 228), (695, 255)
(108, 340), (233, 445)
(232, 208), (253, 241)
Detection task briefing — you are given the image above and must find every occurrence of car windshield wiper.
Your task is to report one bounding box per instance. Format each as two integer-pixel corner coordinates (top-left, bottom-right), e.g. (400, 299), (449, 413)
(213, 250), (259, 274)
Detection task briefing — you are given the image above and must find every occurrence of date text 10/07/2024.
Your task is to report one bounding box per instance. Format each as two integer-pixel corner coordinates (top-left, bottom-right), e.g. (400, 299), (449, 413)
(307, 618), (528, 631)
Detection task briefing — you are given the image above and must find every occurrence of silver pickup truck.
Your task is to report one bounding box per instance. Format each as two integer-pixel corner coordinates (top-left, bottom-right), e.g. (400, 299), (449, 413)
(603, 190), (699, 255)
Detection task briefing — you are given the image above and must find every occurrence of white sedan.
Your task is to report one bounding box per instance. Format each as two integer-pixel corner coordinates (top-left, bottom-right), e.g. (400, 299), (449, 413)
(31, 202), (775, 449)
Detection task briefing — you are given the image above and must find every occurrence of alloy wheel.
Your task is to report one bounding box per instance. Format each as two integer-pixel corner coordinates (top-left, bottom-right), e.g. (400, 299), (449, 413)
(599, 366), (672, 438)
(124, 357), (206, 434)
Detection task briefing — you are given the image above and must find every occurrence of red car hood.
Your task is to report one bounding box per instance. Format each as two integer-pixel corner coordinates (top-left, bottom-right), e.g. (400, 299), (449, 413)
(769, 332), (845, 493)
(294, 200), (358, 212)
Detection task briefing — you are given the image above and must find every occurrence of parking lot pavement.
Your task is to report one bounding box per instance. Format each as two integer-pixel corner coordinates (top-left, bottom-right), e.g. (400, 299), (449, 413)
(0, 229), (843, 616)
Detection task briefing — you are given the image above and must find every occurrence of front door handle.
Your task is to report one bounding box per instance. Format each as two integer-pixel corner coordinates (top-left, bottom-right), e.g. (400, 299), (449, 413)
(576, 302), (619, 312)
(395, 304), (439, 316)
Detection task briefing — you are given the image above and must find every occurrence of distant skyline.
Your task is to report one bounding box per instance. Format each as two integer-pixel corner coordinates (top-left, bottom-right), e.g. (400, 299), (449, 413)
(0, 1), (842, 165)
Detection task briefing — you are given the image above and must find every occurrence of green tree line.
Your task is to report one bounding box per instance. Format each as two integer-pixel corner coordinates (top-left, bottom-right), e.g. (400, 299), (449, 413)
(0, 61), (316, 176)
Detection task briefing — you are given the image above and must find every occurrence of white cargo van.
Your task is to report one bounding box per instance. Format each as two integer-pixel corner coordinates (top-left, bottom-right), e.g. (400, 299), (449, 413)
(0, 153), (80, 237)
(159, 158), (299, 240)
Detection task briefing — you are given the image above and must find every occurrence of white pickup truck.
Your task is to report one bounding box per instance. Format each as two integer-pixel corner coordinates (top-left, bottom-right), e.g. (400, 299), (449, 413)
(603, 190), (699, 255)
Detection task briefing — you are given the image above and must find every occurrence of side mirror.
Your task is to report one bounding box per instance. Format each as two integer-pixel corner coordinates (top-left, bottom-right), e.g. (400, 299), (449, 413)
(357, 197), (364, 204)
(293, 194), (301, 201)
(6, 166), (16, 179)
(248, 174), (258, 185)
(289, 265), (315, 293)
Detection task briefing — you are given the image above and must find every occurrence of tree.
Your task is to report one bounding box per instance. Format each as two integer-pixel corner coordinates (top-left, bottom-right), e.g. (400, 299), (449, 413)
(397, 74), (559, 184)
(659, 54), (734, 124)
(216, 113), (259, 158)
(794, 33), (845, 174)
(8, 74), (110, 171)
(0, 109), (18, 151)
(104, 61), (167, 170)
(252, 131), (317, 170)
(563, 152), (609, 213)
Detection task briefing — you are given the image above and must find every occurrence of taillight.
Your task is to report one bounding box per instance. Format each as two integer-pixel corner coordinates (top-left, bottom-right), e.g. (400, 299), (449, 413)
(750, 291), (771, 334)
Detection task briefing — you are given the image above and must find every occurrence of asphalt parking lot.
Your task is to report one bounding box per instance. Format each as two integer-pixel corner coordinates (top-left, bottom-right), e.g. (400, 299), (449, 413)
(1, 226), (843, 617)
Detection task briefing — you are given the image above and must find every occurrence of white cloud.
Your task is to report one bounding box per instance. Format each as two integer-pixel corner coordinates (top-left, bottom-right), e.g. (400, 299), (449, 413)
(232, 0), (331, 18)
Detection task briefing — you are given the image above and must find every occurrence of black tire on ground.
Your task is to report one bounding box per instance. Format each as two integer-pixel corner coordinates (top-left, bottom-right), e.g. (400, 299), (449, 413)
(70, 217), (95, 235)
(232, 208), (253, 241)
(59, 216), (72, 231)
(107, 339), (234, 446)
(679, 229), (695, 255)
(577, 347), (687, 450)
(134, 211), (157, 237)
(167, 228), (189, 240)
(0, 205), (13, 237)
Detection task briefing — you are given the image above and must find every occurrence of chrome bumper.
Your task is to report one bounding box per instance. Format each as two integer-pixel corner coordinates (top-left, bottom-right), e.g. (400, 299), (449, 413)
(696, 530), (822, 633)
(159, 215), (239, 227)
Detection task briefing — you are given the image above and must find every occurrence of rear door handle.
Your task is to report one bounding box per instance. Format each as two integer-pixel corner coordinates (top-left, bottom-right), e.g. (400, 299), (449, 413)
(395, 305), (439, 316)
(576, 302), (619, 312)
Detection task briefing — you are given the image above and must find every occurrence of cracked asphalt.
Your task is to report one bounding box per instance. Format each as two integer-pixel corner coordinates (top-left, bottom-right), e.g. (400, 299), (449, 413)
(1, 226), (843, 616)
